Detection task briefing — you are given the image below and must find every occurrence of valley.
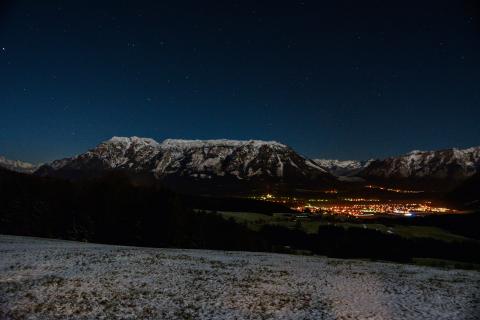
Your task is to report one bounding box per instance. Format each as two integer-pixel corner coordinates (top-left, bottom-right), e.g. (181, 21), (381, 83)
(1, 137), (479, 268)
(249, 193), (458, 217)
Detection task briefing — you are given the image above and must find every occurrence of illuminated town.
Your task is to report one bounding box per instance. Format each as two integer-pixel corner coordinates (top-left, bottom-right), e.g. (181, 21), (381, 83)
(364, 185), (424, 194)
(251, 193), (457, 217)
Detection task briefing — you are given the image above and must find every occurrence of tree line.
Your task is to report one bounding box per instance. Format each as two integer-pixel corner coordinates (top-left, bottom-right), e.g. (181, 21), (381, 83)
(1, 168), (479, 265)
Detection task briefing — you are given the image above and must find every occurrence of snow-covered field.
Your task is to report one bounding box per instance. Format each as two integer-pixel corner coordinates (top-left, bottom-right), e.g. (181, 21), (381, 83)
(0, 235), (479, 320)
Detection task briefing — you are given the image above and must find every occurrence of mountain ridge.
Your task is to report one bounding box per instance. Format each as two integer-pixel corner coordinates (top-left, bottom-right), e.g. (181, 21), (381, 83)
(313, 159), (374, 177)
(0, 156), (39, 174)
(5, 138), (479, 193)
(35, 136), (335, 194)
(356, 146), (480, 190)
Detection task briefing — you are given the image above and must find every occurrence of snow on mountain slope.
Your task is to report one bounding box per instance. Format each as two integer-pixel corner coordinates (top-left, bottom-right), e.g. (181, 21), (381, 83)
(313, 159), (373, 177)
(35, 137), (333, 186)
(358, 146), (480, 181)
(161, 138), (286, 149)
(0, 156), (38, 174)
(155, 138), (328, 180)
(43, 136), (161, 173)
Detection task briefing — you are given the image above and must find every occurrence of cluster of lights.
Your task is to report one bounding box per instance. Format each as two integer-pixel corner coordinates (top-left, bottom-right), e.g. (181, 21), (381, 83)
(293, 202), (455, 216)
(342, 198), (380, 202)
(251, 193), (456, 217)
(254, 195), (380, 204)
(365, 185), (424, 194)
(324, 189), (338, 194)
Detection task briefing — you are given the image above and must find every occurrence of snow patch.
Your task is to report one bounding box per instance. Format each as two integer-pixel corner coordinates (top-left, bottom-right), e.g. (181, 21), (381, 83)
(1, 235), (478, 320)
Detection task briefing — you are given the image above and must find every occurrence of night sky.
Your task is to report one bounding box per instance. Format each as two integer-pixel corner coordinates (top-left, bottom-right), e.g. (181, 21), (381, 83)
(0, 1), (479, 163)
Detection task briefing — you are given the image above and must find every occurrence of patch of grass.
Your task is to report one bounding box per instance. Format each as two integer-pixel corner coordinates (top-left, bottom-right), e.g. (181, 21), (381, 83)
(216, 211), (275, 223)
(204, 210), (476, 243)
(392, 226), (471, 242)
(324, 223), (473, 242)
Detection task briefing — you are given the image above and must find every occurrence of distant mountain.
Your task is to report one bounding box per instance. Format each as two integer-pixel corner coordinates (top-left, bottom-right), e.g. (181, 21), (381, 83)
(357, 147), (480, 190)
(313, 159), (373, 177)
(0, 156), (38, 174)
(36, 137), (336, 194)
(36, 137), (161, 177)
(31, 139), (480, 193)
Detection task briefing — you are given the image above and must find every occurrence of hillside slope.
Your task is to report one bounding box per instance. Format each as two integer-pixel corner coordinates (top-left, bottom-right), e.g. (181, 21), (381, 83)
(1, 235), (479, 320)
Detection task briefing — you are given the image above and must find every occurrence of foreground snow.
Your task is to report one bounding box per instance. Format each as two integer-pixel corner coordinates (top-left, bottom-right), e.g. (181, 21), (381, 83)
(0, 235), (479, 320)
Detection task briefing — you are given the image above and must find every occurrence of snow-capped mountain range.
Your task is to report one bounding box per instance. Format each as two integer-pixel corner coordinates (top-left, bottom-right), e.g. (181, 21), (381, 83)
(35, 137), (335, 193)
(4, 138), (479, 193)
(358, 147), (480, 181)
(0, 156), (39, 174)
(313, 159), (373, 177)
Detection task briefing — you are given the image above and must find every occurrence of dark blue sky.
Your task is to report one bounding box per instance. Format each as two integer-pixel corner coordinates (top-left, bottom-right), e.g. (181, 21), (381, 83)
(0, 0), (479, 163)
